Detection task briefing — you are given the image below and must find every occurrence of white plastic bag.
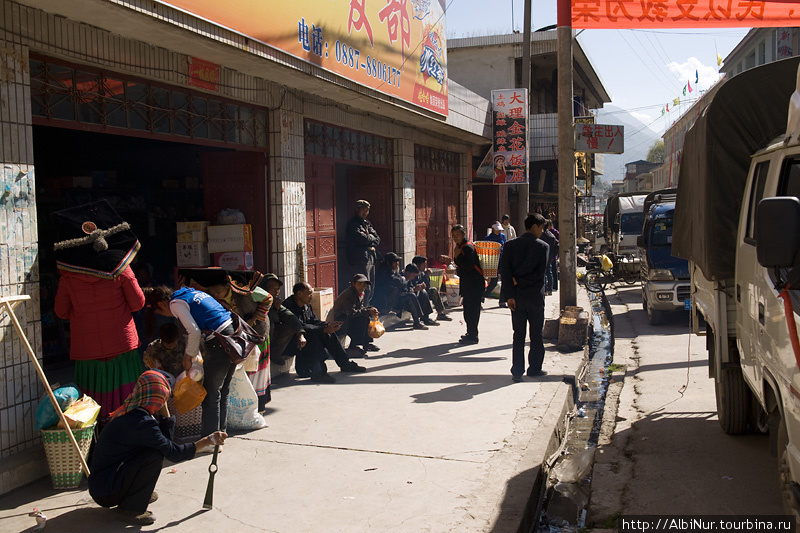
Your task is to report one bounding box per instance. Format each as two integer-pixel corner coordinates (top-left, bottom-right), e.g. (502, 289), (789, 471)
(226, 365), (267, 430)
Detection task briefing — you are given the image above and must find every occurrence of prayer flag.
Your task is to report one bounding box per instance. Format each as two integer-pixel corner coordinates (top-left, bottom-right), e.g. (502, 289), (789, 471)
(688, 80), (693, 93)
(683, 85), (687, 96)
(673, 97), (680, 106)
(717, 53), (723, 67)
(695, 70), (699, 83)
(661, 107), (665, 116)
(666, 104), (670, 112)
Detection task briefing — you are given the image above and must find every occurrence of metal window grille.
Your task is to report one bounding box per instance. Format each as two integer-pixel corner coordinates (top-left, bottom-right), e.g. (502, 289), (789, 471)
(413, 144), (459, 174)
(304, 120), (393, 166)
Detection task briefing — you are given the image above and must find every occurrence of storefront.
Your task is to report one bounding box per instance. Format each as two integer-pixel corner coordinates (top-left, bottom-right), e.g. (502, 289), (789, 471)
(0, 0), (490, 493)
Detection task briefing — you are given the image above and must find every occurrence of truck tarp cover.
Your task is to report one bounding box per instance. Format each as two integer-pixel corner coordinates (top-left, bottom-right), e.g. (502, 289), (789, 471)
(673, 57), (800, 281)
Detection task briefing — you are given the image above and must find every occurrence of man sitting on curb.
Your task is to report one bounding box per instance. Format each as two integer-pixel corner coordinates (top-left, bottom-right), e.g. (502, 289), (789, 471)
(410, 255), (451, 322)
(403, 264), (439, 327)
(263, 273), (306, 364)
(283, 281), (366, 383)
(330, 274), (380, 357)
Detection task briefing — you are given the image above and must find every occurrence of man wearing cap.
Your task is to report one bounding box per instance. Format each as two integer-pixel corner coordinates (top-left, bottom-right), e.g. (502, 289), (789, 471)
(330, 274), (380, 355)
(262, 273), (306, 363)
(483, 221), (508, 308)
(346, 200), (381, 305)
(373, 253), (430, 330)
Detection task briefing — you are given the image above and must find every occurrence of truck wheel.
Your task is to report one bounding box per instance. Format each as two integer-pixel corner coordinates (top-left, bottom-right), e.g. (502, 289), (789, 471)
(777, 417), (800, 520)
(715, 366), (750, 434)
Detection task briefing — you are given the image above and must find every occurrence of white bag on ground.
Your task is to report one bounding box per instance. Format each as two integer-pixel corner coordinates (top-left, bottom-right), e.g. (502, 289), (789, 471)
(226, 365), (267, 430)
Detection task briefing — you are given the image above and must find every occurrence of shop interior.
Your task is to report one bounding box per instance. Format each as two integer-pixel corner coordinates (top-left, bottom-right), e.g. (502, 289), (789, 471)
(34, 125), (232, 365)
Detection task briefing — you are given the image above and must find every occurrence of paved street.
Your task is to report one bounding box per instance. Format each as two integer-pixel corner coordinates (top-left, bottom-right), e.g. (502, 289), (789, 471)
(589, 285), (783, 524)
(1, 291), (589, 533)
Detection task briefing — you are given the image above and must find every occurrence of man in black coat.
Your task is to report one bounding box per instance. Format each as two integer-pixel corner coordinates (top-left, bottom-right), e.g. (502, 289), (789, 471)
(329, 274), (380, 356)
(283, 281), (366, 383)
(500, 213), (550, 382)
(345, 199), (381, 305)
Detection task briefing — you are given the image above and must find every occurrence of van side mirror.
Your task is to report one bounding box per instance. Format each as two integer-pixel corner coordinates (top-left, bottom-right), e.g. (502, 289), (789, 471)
(756, 197), (800, 268)
(637, 235), (645, 248)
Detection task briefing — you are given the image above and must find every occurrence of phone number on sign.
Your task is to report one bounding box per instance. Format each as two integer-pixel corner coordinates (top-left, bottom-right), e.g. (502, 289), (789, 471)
(334, 40), (401, 88)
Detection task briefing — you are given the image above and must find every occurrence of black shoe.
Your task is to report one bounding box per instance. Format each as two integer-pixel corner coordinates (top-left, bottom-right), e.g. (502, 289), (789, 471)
(526, 370), (547, 378)
(296, 368), (312, 378)
(423, 318), (440, 326)
(346, 346), (367, 358)
(459, 335), (479, 344)
(512, 375), (523, 383)
(437, 314), (453, 321)
(310, 373), (337, 383)
(498, 302), (508, 308)
(362, 343), (380, 352)
(413, 322), (429, 330)
(340, 361), (366, 373)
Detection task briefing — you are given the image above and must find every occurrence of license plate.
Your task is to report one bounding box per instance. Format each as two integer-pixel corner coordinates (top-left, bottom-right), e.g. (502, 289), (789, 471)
(684, 299), (692, 310)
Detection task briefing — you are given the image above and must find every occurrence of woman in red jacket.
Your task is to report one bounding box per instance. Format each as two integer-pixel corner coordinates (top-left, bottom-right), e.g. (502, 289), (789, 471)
(52, 200), (146, 422)
(56, 266), (145, 420)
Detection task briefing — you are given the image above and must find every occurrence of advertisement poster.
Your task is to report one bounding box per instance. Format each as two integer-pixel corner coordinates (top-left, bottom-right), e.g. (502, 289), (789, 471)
(491, 89), (529, 185)
(157, 0), (449, 115)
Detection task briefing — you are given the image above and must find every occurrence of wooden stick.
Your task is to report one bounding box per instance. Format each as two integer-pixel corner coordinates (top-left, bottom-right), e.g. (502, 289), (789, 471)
(0, 296), (90, 477)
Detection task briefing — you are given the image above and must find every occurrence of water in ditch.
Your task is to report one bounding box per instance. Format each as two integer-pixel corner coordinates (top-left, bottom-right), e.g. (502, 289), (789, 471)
(534, 290), (614, 533)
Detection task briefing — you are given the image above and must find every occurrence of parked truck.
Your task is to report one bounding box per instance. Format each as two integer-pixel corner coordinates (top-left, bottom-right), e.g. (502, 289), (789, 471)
(603, 192), (646, 281)
(637, 188), (690, 325)
(673, 56), (800, 516)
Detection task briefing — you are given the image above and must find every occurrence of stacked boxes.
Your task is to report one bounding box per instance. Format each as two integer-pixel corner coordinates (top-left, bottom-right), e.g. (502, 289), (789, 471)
(208, 224), (253, 271)
(311, 288), (334, 321)
(176, 221), (210, 267)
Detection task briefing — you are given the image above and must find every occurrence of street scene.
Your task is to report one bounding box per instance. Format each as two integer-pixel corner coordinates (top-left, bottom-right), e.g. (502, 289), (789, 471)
(1, 0), (800, 531)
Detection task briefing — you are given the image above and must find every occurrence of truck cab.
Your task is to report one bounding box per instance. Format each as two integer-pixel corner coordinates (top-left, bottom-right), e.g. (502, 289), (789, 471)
(638, 190), (690, 325)
(604, 193), (646, 278)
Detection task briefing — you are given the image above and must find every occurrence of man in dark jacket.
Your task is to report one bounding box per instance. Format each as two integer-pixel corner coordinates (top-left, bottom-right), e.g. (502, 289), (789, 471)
(540, 220), (559, 295)
(345, 200), (381, 305)
(500, 213), (550, 382)
(330, 274), (380, 356)
(263, 273), (306, 364)
(372, 253), (429, 329)
(283, 281), (366, 383)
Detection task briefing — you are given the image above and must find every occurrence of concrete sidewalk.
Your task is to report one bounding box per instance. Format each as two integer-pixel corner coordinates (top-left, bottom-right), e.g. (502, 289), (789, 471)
(1, 290), (590, 533)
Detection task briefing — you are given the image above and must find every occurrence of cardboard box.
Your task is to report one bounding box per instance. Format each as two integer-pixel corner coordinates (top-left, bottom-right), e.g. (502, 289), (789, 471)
(176, 242), (210, 267)
(176, 221), (210, 234)
(177, 230), (207, 243)
(207, 224), (253, 253)
(214, 251), (254, 271)
(311, 288), (334, 321)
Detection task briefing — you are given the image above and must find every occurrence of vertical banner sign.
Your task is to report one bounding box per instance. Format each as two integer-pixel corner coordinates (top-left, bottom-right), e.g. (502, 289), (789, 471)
(777, 28), (794, 59)
(156, 0), (448, 115)
(492, 89), (529, 185)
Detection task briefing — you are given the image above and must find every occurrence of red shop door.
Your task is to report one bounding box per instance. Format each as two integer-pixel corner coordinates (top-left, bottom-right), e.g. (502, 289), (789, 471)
(346, 167), (393, 257)
(306, 160), (338, 290)
(203, 151), (268, 270)
(415, 171), (459, 260)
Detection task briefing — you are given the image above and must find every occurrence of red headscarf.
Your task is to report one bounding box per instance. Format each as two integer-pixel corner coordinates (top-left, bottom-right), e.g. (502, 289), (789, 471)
(110, 370), (171, 419)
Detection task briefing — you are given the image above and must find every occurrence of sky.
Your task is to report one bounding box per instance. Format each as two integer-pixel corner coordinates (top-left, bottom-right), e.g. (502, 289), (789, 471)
(444, 0), (749, 140)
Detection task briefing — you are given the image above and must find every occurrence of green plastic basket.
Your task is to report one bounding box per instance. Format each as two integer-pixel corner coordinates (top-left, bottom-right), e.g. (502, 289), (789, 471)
(40, 424), (95, 489)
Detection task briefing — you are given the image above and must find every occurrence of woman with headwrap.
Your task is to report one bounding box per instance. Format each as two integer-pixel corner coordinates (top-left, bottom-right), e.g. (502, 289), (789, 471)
(88, 370), (227, 525)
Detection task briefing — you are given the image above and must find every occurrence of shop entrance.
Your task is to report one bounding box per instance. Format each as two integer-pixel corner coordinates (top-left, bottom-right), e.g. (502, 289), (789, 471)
(33, 126), (262, 364)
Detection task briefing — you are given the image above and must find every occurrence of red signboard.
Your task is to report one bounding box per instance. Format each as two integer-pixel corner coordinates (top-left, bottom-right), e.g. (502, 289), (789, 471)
(572, 0), (800, 29)
(188, 57), (220, 92)
(492, 89), (529, 185)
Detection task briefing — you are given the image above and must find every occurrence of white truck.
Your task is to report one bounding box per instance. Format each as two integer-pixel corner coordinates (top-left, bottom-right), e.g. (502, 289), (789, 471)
(603, 192), (647, 279)
(673, 56), (800, 516)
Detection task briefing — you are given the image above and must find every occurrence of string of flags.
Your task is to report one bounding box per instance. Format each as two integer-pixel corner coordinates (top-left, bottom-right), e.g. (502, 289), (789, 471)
(661, 69), (700, 116)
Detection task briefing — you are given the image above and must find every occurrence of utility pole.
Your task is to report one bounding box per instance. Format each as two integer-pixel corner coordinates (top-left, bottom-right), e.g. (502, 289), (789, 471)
(557, 0), (576, 308)
(518, 0), (532, 232)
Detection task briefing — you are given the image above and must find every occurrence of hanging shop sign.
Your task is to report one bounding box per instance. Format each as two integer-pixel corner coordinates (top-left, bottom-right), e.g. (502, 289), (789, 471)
(157, 0), (448, 115)
(574, 123), (624, 154)
(571, 0), (800, 29)
(491, 89), (529, 185)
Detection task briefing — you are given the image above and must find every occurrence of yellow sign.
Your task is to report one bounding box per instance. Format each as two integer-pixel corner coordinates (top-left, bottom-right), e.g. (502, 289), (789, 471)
(157, 0), (449, 115)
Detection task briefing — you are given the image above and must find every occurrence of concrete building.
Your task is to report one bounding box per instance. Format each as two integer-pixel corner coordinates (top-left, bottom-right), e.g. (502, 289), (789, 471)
(0, 0), (492, 493)
(622, 160), (659, 193)
(447, 31), (610, 233)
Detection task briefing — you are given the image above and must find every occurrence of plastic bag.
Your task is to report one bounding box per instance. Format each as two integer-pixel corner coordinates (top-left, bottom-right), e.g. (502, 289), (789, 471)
(367, 317), (386, 339)
(35, 385), (80, 431)
(216, 208), (246, 225)
(226, 365), (267, 430)
(173, 376), (207, 415)
(58, 395), (100, 429)
(601, 254), (614, 272)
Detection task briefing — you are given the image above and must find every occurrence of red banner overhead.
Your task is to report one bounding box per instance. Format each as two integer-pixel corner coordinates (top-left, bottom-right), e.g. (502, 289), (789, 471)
(571, 0), (800, 28)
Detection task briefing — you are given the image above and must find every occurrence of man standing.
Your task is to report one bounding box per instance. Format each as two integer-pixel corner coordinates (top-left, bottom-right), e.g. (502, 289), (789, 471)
(346, 200), (380, 305)
(501, 214), (517, 241)
(330, 274), (380, 356)
(500, 213), (550, 382)
(283, 281), (366, 383)
(540, 220), (559, 296)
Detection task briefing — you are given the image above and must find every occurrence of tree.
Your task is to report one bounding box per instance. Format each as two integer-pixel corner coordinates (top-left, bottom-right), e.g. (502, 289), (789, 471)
(646, 140), (665, 164)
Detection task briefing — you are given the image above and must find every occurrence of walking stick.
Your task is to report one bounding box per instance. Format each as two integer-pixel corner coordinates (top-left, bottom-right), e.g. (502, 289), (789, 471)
(202, 445), (220, 509)
(0, 295), (90, 477)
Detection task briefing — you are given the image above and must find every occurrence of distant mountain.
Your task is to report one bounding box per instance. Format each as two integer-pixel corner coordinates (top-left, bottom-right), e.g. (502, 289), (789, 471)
(594, 105), (662, 182)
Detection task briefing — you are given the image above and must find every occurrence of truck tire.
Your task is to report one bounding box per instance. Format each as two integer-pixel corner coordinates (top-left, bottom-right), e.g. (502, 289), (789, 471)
(777, 417), (800, 520)
(715, 366), (750, 434)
